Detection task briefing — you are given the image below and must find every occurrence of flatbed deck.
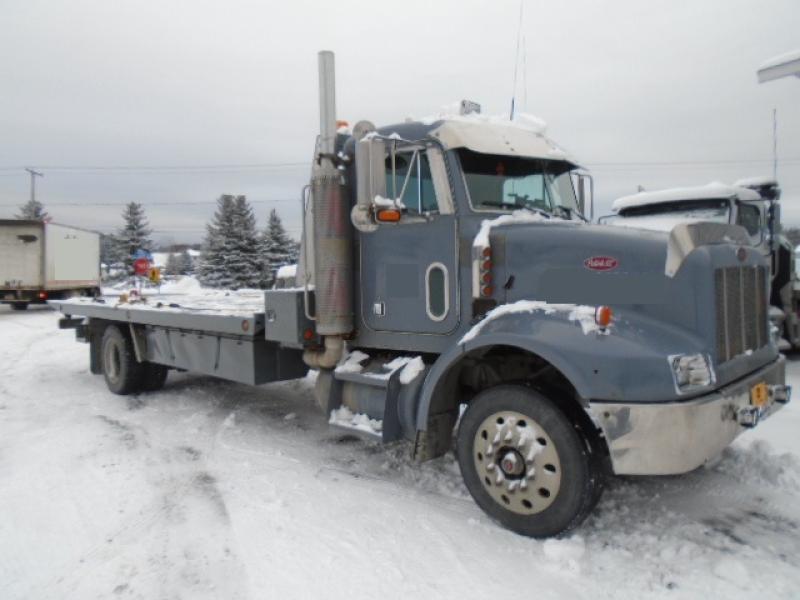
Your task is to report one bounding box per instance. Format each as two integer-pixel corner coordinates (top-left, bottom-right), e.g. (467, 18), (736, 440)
(52, 295), (265, 337)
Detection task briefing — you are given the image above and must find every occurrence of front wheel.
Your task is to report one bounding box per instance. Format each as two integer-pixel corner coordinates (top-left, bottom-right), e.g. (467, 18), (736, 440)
(456, 385), (599, 538)
(11, 302), (28, 311)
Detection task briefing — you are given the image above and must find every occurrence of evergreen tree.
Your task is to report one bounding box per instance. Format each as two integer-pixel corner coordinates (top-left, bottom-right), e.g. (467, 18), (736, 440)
(16, 198), (48, 221)
(116, 202), (153, 275)
(198, 195), (261, 289)
(165, 253), (181, 276)
(178, 249), (195, 275)
(260, 209), (295, 288)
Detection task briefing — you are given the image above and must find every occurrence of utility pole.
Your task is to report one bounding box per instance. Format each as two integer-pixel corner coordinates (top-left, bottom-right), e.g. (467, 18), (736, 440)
(25, 167), (44, 204)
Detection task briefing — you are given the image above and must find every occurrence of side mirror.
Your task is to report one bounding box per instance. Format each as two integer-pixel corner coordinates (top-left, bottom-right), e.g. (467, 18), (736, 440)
(574, 172), (594, 221)
(352, 135), (387, 232)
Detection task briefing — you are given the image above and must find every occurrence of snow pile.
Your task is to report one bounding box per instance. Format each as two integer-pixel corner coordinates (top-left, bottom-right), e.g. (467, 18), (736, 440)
(329, 406), (382, 435)
(613, 182), (760, 213)
(461, 300), (610, 344)
(334, 350), (370, 374)
(399, 356), (425, 384)
(543, 536), (586, 574)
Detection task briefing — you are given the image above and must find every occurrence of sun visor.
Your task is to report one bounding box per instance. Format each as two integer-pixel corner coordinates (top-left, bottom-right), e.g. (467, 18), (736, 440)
(429, 119), (580, 167)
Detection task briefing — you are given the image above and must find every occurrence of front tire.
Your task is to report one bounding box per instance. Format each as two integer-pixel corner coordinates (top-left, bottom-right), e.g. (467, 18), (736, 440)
(456, 385), (599, 538)
(11, 302), (28, 311)
(101, 325), (145, 395)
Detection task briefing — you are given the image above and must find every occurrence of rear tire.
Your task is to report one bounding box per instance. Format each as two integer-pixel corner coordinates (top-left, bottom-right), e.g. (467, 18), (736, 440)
(456, 385), (599, 538)
(11, 302), (28, 311)
(101, 325), (145, 395)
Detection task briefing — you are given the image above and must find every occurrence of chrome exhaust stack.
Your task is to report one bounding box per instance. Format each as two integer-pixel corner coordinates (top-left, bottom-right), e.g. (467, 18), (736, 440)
(304, 50), (353, 369)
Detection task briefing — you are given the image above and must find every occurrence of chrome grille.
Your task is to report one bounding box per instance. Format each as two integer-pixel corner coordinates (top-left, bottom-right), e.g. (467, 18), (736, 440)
(715, 266), (768, 362)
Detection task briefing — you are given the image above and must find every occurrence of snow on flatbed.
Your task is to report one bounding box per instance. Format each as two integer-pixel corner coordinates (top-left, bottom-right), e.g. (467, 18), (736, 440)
(2, 305), (800, 599)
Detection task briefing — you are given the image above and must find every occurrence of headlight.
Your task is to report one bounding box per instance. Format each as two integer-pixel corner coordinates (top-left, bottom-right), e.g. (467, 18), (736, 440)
(668, 353), (715, 394)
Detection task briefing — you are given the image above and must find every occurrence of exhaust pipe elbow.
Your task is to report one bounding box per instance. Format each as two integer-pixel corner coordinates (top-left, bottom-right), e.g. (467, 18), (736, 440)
(303, 336), (344, 370)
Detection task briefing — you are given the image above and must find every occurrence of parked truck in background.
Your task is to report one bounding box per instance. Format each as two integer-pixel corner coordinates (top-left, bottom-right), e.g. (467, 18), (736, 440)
(602, 178), (800, 348)
(52, 52), (791, 538)
(1, 220), (100, 310)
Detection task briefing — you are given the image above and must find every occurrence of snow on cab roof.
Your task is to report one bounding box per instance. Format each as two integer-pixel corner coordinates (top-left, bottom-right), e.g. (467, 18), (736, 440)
(415, 107), (579, 166)
(733, 175), (778, 188)
(612, 182), (761, 213)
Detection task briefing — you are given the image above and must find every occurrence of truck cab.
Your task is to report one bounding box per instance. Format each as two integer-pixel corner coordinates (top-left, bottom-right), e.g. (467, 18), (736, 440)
(601, 180), (800, 347)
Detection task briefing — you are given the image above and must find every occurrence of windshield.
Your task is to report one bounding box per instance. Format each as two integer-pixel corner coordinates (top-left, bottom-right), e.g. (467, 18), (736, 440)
(458, 149), (580, 218)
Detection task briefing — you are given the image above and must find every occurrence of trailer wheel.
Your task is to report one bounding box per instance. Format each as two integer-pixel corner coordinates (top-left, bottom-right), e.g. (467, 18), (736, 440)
(141, 363), (169, 392)
(456, 385), (598, 538)
(11, 302), (28, 311)
(101, 325), (145, 395)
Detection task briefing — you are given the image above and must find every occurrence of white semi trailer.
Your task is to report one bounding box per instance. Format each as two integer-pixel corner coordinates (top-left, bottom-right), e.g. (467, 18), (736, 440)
(0, 220), (100, 310)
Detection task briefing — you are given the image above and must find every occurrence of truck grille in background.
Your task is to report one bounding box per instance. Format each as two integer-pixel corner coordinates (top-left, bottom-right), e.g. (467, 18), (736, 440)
(715, 266), (768, 362)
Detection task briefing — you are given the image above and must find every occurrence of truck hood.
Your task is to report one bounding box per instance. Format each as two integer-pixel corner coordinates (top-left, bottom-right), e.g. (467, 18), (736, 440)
(487, 221), (776, 388)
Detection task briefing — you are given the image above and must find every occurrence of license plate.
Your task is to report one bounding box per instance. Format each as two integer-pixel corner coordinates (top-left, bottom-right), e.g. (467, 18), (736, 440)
(750, 382), (769, 407)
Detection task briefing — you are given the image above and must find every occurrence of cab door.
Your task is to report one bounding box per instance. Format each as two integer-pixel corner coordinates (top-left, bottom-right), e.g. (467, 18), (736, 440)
(359, 146), (459, 334)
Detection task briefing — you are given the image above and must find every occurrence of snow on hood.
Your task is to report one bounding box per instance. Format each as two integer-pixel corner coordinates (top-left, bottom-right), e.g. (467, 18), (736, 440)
(460, 300), (610, 345)
(613, 182), (761, 213)
(473, 210), (564, 250)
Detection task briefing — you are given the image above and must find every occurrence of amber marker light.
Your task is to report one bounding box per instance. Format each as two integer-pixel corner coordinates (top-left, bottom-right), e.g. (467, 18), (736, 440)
(376, 209), (402, 223)
(595, 306), (613, 328)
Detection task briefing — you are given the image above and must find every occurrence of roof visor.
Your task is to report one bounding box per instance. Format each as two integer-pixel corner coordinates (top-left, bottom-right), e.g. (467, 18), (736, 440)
(429, 118), (580, 167)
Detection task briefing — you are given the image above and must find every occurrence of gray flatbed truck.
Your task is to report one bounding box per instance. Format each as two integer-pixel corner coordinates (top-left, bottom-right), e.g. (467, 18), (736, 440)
(54, 52), (791, 538)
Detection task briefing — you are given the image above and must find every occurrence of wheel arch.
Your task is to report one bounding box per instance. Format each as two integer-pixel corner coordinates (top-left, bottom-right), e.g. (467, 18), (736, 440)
(413, 334), (604, 461)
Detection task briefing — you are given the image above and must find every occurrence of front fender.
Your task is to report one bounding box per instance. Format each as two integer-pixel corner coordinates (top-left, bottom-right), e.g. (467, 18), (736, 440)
(414, 306), (708, 432)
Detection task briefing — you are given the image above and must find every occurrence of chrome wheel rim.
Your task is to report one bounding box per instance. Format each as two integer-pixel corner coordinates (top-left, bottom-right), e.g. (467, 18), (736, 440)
(472, 410), (562, 515)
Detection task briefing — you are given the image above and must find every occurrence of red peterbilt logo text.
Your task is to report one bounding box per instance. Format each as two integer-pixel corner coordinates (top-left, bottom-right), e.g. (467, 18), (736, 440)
(584, 256), (619, 271)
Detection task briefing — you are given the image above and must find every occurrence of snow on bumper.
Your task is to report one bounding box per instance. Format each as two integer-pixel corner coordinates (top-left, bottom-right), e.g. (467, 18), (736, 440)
(592, 355), (788, 475)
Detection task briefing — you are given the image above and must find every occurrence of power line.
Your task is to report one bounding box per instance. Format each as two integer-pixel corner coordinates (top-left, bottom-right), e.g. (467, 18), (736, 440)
(0, 157), (797, 173)
(0, 198), (299, 208)
(0, 162), (310, 173)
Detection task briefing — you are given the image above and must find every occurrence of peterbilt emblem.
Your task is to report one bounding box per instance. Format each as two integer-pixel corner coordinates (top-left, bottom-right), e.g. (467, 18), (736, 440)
(736, 247), (747, 262)
(584, 256), (618, 271)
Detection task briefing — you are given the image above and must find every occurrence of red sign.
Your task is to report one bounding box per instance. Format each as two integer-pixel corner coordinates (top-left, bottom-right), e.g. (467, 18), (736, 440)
(133, 258), (151, 276)
(584, 256), (618, 272)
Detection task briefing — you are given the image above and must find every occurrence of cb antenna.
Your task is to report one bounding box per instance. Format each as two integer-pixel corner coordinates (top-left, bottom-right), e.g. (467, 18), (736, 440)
(509, 0), (524, 120)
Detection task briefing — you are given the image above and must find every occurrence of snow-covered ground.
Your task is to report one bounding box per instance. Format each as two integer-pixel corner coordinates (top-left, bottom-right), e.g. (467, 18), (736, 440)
(1, 306), (800, 600)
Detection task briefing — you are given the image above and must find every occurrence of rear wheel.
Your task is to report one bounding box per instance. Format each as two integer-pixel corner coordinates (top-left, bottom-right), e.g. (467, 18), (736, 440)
(11, 302), (28, 311)
(101, 325), (145, 395)
(456, 385), (599, 538)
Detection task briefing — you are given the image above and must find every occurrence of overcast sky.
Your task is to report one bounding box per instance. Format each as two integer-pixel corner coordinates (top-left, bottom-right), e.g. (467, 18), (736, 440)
(1, 0), (798, 244)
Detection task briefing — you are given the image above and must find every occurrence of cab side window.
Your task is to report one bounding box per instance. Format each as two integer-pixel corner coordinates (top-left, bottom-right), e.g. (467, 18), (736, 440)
(385, 151), (439, 216)
(737, 204), (761, 237)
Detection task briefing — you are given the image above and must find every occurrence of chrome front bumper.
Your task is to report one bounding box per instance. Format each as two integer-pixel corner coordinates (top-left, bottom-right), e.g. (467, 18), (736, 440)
(591, 355), (789, 475)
